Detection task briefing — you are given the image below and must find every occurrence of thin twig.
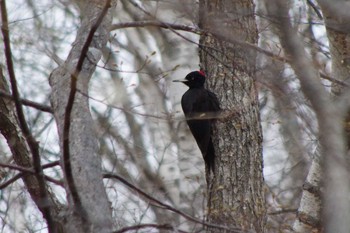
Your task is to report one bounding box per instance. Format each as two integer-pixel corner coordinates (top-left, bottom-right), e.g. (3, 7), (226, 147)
(268, 208), (297, 215)
(0, 89), (52, 113)
(0, 173), (22, 189)
(110, 20), (347, 88)
(0, 0), (55, 230)
(113, 224), (189, 233)
(128, 0), (205, 49)
(44, 175), (64, 187)
(104, 173), (244, 233)
(110, 20), (199, 34)
(42, 160), (60, 169)
(0, 173), (63, 190)
(0, 161), (62, 189)
(306, 0), (323, 20)
(62, 0), (112, 224)
(0, 162), (34, 174)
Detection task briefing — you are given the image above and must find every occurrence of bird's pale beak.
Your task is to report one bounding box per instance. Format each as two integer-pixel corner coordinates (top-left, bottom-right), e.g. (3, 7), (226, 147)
(173, 79), (187, 83)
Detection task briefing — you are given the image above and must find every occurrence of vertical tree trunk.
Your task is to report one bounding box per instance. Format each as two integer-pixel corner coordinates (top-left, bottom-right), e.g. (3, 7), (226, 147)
(266, 1), (350, 232)
(49, 2), (114, 232)
(314, 2), (350, 232)
(316, 1), (350, 146)
(0, 68), (63, 232)
(199, 0), (266, 232)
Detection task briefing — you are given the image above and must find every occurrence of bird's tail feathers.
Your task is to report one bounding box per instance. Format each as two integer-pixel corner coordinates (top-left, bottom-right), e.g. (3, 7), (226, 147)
(205, 140), (216, 173)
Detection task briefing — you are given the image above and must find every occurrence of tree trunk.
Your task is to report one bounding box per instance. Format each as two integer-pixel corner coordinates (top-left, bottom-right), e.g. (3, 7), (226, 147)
(199, 0), (266, 232)
(266, 1), (350, 232)
(0, 67), (64, 232)
(315, 2), (350, 232)
(49, 1), (114, 232)
(316, 1), (350, 146)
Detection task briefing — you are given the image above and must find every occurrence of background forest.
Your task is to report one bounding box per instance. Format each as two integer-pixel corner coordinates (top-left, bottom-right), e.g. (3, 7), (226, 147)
(1, 0), (349, 232)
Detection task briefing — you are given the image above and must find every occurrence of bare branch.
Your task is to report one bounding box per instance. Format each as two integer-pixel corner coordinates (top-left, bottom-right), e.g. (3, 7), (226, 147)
(113, 224), (189, 233)
(110, 20), (347, 88)
(44, 176), (63, 187)
(0, 0), (55, 230)
(0, 162), (34, 174)
(42, 160), (60, 169)
(307, 0), (323, 20)
(268, 209), (297, 215)
(0, 173), (22, 189)
(0, 161), (62, 189)
(110, 20), (199, 34)
(0, 89), (52, 113)
(104, 173), (245, 233)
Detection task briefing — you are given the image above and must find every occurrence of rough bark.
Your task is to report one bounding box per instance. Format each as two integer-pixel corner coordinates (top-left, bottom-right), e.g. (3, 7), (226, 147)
(199, 1), (266, 232)
(316, 1), (350, 146)
(293, 153), (322, 232)
(0, 67), (64, 232)
(49, 1), (114, 232)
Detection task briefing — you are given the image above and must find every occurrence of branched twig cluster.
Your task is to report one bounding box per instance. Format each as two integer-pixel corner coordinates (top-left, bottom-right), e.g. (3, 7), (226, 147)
(0, 0), (55, 230)
(0, 160), (61, 189)
(104, 173), (245, 233)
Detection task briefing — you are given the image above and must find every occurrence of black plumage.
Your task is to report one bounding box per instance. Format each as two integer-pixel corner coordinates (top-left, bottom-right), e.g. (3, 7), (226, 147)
(173, 71), (220, 172)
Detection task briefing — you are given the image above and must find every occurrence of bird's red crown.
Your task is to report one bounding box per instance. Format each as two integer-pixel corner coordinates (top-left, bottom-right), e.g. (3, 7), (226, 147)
(198, 70), (206, 77)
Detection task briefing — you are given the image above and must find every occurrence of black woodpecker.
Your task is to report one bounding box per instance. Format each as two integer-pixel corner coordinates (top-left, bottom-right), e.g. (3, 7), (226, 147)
(173, 71), (220, 173)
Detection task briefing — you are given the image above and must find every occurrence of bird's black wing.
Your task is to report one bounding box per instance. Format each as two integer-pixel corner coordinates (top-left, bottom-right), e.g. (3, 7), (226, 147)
(181, 89), (220, 172)
(181, 89), (211, 151)
(207, 90), (221, 113)
(181, 89), (220, 117)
